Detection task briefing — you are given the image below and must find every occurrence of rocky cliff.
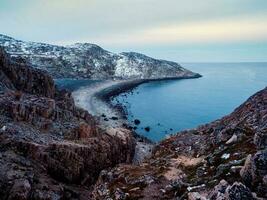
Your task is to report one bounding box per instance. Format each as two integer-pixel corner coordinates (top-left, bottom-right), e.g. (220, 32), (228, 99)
(0, 34), (200, 79)
(0, 48), (55, 98)
(93, 87), (267, 199)
(0, 48), (135, 200)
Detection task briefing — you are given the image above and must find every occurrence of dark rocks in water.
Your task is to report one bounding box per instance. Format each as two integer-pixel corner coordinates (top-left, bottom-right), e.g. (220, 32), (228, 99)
(104, 118), (109, 121)
(122, 123), (128, 128)
(110, 116), (118, 120)
(101, 114), (106, 118)
(144, 127), (150, 132)
(133, 126), (137, 130)
(134, 119), (141, 125)
(170, 128), (173, 131)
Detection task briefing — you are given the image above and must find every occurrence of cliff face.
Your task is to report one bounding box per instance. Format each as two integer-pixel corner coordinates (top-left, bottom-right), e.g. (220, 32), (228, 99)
(0, 47), (55, 98)
(0, 48), (135, 200)
(0, 34), (200, 80)
(93, 87), (267, 200)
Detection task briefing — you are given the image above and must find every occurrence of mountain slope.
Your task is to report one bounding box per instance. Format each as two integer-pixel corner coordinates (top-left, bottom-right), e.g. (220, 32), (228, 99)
(0, 34), (200, 79)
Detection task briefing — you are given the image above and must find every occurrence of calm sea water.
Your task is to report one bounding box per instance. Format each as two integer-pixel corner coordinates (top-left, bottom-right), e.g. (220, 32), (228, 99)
(112, 63), (267, 142)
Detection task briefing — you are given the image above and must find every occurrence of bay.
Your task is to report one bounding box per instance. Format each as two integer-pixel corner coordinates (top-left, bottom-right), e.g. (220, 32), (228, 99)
(112, 63), (267, 142)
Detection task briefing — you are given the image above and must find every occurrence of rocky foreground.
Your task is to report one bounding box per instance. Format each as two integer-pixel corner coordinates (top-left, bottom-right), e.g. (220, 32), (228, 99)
(92, 87), (267, 199)
(0, 47), (136, 199)
(0, 34), (200, 80)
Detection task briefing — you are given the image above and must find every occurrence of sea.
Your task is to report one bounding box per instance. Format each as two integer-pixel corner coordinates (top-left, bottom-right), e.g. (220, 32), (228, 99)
(55, 63), (267, 142)
(111, 62), (267, 142)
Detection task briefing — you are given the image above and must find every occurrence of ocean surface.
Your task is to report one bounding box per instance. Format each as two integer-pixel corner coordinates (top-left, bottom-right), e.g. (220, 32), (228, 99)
(112, 63), (267, 142)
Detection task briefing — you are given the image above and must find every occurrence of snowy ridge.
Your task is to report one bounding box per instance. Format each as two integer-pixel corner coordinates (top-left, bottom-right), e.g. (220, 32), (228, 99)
(0, 34), (200, 79)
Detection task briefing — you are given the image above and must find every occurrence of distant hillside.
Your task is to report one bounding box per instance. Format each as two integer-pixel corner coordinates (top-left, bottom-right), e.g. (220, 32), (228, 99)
(0, 34), (200, 79)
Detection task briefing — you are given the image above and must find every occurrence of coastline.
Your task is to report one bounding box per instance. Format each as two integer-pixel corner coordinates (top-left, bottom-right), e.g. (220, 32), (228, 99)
(72, 74), (202, 136)
(72, 74), (202, 163)
(95, 74), (202, 103)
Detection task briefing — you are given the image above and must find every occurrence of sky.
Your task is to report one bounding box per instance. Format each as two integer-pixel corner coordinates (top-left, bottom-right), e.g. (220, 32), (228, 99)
(0, 0), (267, 62)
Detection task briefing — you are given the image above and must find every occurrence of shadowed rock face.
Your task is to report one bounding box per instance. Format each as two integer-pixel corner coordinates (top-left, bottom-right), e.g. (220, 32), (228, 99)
(0, 48), (135, 199)
(92, 87), (267, 200)
(0, 47), (55, 98)
(0, 34), (200, 79)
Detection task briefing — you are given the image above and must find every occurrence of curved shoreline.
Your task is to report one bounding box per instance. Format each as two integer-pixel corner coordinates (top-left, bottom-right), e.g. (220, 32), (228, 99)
(72, 74), (202, 131)
(96, 74), (202, 103)
(71, 74), (202, 163)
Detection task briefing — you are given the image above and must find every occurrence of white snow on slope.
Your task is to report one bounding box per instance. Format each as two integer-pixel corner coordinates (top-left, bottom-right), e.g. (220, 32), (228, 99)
(0, 34), (199, 79)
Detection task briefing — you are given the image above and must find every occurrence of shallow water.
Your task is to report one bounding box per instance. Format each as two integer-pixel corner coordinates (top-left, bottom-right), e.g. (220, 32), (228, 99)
(112, 63), (267, 142)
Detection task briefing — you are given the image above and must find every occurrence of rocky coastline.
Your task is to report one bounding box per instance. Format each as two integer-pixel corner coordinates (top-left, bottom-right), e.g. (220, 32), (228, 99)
(92, 86), (267, 199)
(71, 72), (201, 131)
(0, 45), (266, 200)
(71, 74), (202, 164)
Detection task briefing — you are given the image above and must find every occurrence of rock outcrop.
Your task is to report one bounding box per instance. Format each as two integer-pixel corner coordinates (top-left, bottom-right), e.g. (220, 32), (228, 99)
(0, 47), (135, 199)
(0, 34), (200, 79)
(0, 47), (55, 98)
(92, 87), (267, 199)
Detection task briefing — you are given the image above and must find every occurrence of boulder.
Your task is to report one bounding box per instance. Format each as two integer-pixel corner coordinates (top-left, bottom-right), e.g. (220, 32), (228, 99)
(240, 154), (253, 186)
(225, 182), (254, 200)
(251, 150), (267, 182)
(241, 150), (267, 185)
(226, 134), (238, 145)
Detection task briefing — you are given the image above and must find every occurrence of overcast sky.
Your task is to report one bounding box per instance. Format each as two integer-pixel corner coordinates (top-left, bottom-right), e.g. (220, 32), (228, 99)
(1, 0), (267, 62)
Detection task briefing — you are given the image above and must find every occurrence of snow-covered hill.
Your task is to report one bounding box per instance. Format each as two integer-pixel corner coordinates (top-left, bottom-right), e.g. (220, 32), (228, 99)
(0, 34), (200, 79)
